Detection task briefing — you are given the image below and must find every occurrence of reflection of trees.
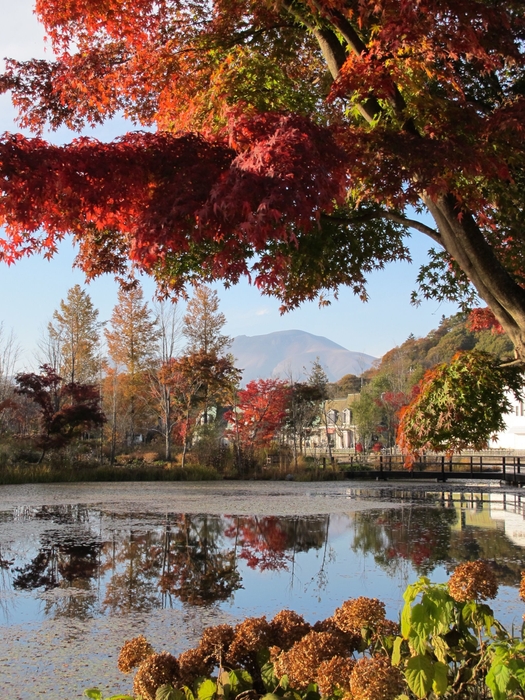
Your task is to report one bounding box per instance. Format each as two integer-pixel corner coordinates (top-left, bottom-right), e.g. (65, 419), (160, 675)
(224, 515), (329, 572)
(102, 530), (164, 613)
(11, 505), (102, 620)
(158, 515), (242, 605)
(352, 507), (457, 575)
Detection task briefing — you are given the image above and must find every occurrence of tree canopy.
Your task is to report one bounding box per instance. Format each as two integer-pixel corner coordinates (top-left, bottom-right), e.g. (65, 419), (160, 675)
(1, 1), (525, 357)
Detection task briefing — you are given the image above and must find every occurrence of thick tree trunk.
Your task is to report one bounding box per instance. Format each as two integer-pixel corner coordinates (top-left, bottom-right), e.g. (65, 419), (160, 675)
(424, 193), (525, 361)
(308, 16), (525, 363)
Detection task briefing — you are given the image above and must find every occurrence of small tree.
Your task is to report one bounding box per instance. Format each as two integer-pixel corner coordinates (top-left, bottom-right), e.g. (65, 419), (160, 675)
(227, 379), (291, 473)
(149, 301), (183, 461)
(183, 285), (232, 424)
(160, 351), (240, 468)
(15, 365), (106, 463)
(397, 350), (523, 466)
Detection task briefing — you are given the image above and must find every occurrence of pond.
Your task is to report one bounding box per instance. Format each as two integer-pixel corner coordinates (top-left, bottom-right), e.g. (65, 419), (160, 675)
(1, 480), (525, 698)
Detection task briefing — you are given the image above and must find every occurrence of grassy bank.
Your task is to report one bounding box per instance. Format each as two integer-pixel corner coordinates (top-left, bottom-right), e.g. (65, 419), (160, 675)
(0, 463), (222, 485)
(0, 462), (349, 485)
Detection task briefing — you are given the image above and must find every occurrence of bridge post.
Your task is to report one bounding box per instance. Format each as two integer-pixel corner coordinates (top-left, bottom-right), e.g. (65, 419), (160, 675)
(503, 456), (506, 477)
(470, 455), (473, 475)
(380, 455), (383, 474)
(441, 456), (445, 479)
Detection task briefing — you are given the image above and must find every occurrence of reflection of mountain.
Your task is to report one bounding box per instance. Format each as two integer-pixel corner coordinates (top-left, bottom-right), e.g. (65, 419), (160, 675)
(231, 330), (376, 384)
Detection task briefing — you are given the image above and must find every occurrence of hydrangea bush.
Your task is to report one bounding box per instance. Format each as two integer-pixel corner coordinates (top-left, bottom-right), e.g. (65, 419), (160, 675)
(86, 561), (525, 700)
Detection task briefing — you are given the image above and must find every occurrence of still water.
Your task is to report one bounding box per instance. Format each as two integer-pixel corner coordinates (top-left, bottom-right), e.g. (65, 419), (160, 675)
(1, 481), (525, 698)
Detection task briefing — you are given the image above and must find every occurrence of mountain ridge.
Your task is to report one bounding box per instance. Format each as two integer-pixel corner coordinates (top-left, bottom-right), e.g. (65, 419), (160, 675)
(230, 329), (376, 385)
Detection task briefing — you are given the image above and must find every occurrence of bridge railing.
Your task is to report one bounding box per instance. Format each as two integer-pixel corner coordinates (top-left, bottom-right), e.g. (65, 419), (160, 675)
(371, 454), (523, 476)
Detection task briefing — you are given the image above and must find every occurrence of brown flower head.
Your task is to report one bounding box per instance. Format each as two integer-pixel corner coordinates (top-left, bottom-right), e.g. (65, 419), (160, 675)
(178, 647), (214, 687)
(118, 635), (154, 673)
(350, 655), (405, 700)
(225, 617), (272, 666)
(520, 571), (525, 603)
(270, 610), (311, 650)
(133, 652), (180, 700)
(448, 560), (498, 602)
(273, 630), (350, 689)
(333, 598), (386, 635)
(199, 624), (235, 662)
(316, 656), (355, 697)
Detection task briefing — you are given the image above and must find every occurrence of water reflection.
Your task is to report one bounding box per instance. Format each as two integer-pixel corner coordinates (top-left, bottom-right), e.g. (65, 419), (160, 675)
(2, 488), (525, 625)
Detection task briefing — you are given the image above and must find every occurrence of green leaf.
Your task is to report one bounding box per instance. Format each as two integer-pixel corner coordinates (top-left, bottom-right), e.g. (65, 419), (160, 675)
(401, 602), (412, 639)
(404, 655), (434, 699)
(197, 679), (217, 700)
(303, 684), (320, 700)
(407, 629), (427, 656)
(411, 603), (434, 638)
(84, 691), (103, 700)
(392, 637), (403, 667)
(157, 687), (185, 700)
(279, 675), (289, 692)
(261, 661), (279, 692)
(183, 687), (195, 700)
(431, 662), (449, 696)
(432, 636), (449, 665)
(486, 663), (513, 700)
(229, 669), (253, 694)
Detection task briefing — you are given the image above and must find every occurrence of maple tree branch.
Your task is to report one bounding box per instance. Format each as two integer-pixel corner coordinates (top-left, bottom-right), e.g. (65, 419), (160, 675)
(322, 210), (442, 244)
(280, 0), (379, 122)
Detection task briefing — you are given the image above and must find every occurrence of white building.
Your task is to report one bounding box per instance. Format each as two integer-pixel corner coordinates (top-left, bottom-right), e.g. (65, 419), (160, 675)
(490, 393), (525, 450)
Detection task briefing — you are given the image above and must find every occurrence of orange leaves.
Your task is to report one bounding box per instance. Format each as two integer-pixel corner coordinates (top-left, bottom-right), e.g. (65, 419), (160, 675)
(467, 308), (504, 335)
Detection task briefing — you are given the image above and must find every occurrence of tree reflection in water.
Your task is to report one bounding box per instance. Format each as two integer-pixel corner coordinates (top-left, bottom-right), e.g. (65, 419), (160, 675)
(351, 507), (457, 575)
(4, 491), (525, 622)
(158, 514), (242, 605)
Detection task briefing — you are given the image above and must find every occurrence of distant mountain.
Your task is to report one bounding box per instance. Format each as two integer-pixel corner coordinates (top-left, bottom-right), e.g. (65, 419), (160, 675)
(230, 330), (376, 385)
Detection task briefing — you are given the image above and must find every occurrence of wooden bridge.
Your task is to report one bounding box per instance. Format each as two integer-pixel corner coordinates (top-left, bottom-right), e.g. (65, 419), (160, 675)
(343, 454), (525, 485)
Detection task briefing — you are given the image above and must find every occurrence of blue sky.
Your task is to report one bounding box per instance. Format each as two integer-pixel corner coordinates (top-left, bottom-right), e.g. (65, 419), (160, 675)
(0, 1), (459, 369)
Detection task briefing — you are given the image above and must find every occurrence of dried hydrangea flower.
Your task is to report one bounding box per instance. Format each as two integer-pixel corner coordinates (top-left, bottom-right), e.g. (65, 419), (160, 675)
(178, 647), (214, 687)
(333, 598), (386, 634)
(274, 630), (350, 689)
(118, 635), (154, 673)
(270, 609), (311, 650)
(448, 560), (498, 602)
(519, 571), (525, 603)
(316, 656), (355, 696)
(225, 616), (272, 665)
(350, 655), (405, 700)
(199, 624), (235, 662)
(133, 652), (180, 700)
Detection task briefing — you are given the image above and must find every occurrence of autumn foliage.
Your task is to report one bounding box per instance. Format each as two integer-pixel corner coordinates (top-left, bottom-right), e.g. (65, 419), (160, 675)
(1, 0), (525, 354)
(226, 379), (291, 466)
(15, 364), (106, 459)
(397, 351), (523, 465)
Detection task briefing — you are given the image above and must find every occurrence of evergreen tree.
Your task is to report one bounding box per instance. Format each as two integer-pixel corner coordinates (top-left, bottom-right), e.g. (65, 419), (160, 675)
(182, 285), (232, 424)
(105, 285), (159, 447)
(183, 286), (231, 356)
(47, 285), (102, 384)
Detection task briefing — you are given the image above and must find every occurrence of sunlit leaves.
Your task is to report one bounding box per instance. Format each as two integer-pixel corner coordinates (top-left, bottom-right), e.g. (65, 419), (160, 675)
(397, 350), (524, 461)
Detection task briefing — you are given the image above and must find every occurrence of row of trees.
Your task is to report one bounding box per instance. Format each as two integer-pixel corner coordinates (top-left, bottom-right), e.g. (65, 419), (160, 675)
(0, 284), (337, 470)
(4, 287), (519, 469)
